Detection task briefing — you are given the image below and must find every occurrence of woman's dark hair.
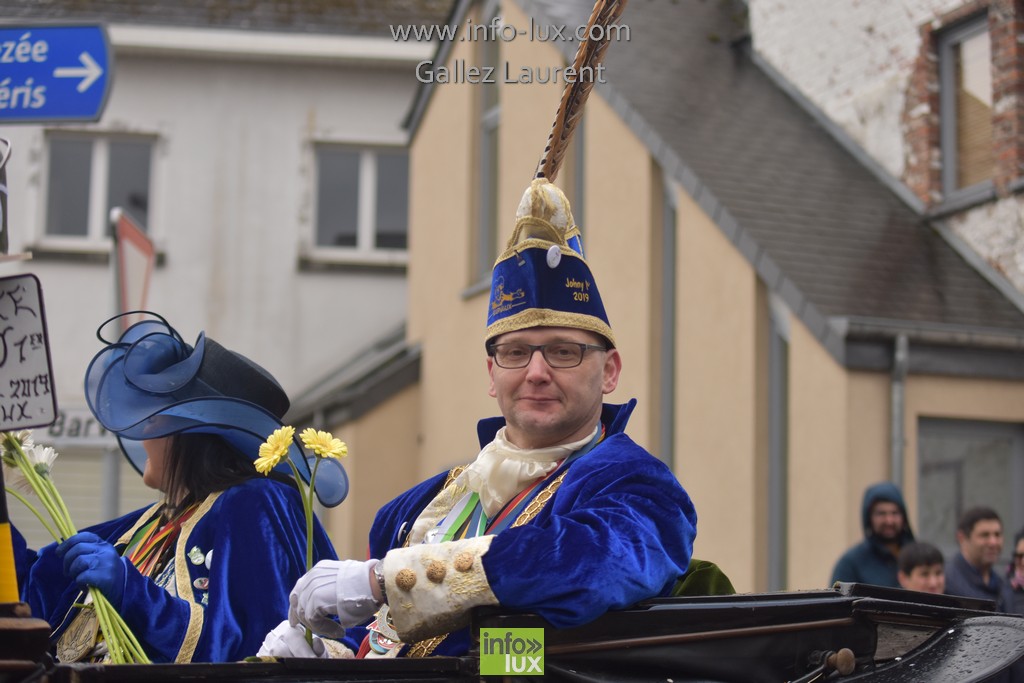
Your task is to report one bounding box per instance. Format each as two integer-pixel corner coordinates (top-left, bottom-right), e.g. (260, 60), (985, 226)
(162, 432), (295, 515)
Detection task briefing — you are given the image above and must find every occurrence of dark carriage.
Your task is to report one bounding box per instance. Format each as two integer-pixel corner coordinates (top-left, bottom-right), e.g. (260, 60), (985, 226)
(4, 583), (1024, 682)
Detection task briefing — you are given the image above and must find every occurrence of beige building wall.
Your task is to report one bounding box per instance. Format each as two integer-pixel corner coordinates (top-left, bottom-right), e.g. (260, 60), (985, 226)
(407, 12), (494, 479)
(787, 318), (851, 589)
(581, 94), (657, 445)
(323, 383), (422, 560)
(401, 0), (1024, 599)
(675, 188), (761, 592)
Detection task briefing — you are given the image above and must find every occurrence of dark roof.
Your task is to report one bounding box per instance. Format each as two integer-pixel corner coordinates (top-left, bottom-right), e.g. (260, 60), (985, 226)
(0, 0), (453, 37)
(509, 0), (1024, 368)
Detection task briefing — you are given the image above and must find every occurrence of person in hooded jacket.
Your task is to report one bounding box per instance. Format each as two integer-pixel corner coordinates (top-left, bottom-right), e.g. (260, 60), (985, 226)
(830, 482), (914, 588)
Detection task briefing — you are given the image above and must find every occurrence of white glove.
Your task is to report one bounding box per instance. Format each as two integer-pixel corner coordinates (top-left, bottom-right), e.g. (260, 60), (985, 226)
(257, 620), (327, 658)
(288, 559), (379, 638)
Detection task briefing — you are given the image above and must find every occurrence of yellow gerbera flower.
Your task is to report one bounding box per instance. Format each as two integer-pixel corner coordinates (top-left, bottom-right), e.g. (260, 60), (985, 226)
(255, 425), (295, 474)
(299, 428), (348, 460)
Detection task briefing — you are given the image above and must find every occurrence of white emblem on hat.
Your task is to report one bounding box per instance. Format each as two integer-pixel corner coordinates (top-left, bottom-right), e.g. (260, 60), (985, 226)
(546, 245), (561, 269)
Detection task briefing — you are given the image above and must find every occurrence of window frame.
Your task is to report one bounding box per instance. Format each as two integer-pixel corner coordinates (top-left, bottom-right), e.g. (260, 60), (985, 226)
(938, 14), (995, 203)
(308, 142), (409, 268)
(40, 131), (157, 252)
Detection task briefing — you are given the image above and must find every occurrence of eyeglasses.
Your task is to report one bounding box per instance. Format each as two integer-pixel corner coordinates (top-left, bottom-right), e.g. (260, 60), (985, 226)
(1015, 552), (1024, 561)
(488, 342), (608, 369)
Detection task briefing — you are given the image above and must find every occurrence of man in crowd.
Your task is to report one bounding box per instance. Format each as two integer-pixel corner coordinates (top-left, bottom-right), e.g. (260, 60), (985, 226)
(830, 482), (914, 588)
(945, 506), (1012, 612)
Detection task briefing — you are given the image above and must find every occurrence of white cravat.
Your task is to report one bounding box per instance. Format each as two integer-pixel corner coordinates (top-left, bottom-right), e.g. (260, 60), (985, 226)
(454, 425), (599, 518)
(406, 425), (600, 546)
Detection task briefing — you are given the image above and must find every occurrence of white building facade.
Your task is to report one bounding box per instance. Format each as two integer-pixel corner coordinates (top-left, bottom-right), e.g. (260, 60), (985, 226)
(2, 6), (441, 546)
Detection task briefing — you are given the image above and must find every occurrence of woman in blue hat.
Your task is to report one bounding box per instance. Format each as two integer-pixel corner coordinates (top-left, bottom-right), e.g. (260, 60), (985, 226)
(13, 312), (345, 663)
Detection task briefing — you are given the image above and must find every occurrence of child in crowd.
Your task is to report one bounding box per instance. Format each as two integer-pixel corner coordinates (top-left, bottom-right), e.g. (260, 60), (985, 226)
(896, 541), (945, 594)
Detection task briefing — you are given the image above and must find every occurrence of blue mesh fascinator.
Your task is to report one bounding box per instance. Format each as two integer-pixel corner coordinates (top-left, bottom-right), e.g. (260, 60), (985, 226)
(84, 312), (348, 506)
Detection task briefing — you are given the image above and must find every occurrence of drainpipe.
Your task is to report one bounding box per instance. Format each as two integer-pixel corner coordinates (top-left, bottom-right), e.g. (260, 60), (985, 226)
(890, 334), (908, 487)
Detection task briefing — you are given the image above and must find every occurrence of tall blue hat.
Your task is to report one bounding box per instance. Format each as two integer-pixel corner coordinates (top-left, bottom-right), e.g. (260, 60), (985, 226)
(485, 178), (615, 346)
(84, 312), (348, 507)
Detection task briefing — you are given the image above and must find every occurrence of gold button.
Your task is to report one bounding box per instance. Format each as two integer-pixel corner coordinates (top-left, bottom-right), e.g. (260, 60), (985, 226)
(426, 560), (446, 583)
(396, 568), (417, 591)
(453, 552), (474, 572)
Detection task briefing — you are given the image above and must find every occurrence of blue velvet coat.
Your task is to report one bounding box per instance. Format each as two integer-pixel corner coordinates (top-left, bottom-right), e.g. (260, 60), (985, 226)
(16, 477), (337, 663)
(353, 400), (697, 656)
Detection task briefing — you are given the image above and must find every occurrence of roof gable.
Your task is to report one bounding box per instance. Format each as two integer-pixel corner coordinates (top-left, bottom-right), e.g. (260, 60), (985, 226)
(513, 0), (1024, 365)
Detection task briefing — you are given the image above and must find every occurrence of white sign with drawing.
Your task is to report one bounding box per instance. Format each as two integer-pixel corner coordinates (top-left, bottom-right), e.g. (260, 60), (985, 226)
(0, 274), (57, 430)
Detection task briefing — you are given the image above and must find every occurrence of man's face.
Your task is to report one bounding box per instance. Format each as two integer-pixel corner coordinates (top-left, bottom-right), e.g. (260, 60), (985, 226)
(959, 518), (1004, 571)
(898, 564), (945, 594)
(869, 501), (904, 542)
(487, 327), (621, 449)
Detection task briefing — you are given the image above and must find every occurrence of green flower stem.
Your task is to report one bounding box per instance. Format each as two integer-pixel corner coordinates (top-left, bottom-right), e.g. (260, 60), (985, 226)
(4, 488), (60, 542)
(40, 477), (76, 540)
(94, 589), (151, 663)
(284, 457), (316, 648)
(95, 592), (132, 663)
(1, 431), (149, 664)
(8, 439), (72, 540)
(307, 458), (322, 572)
(46, 475), (76, 537)
(115, 605), (150, 662)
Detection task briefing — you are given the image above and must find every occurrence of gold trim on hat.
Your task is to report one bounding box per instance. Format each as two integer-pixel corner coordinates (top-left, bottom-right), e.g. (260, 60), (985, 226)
(485, 308), (616, 348)
(499, 216), (581, 253)
(496, 231), (583, 265)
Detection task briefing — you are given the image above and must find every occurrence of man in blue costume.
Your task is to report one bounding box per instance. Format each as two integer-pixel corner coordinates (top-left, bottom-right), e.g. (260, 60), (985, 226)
(830, 482), (914, 588)
(260, 178), (698, 659)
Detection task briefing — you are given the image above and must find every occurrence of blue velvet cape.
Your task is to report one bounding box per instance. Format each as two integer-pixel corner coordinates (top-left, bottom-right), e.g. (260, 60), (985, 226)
(351, 400), (697, 656)
(15, 477), (337, 663)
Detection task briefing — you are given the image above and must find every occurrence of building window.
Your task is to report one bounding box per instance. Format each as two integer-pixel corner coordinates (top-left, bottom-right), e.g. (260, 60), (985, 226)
(314, 145), (409, 256)
(918, 418), (1024, 564)
(474, 0), (501, 284)
(45, 134), (153, 241)
(939, 16), (993, 196)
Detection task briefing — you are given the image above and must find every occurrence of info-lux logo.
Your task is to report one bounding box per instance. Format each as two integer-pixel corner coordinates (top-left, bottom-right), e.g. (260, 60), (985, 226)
(479, 627), (544, 676)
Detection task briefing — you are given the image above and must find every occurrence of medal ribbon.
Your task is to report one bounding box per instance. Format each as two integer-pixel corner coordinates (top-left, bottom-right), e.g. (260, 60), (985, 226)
(443, 424), (608, 541)
(125, 504), (199, 577)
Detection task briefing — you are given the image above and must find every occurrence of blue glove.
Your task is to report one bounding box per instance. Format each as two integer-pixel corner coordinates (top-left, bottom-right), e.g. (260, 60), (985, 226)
(57, 532), (127, 608)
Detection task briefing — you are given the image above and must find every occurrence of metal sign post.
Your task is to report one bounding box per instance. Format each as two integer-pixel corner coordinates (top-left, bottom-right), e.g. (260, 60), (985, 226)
(111, 207), (155, 333)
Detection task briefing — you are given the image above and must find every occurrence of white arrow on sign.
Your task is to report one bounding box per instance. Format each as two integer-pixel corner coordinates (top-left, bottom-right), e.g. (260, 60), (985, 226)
(53, 51), (103, 93)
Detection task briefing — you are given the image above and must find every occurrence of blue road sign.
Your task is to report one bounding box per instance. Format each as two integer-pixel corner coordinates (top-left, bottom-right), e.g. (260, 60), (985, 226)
(0, 24), (112, 123)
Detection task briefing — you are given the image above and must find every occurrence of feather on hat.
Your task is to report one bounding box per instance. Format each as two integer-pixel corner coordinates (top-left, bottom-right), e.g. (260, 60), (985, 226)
(485, 0), (627, 348)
